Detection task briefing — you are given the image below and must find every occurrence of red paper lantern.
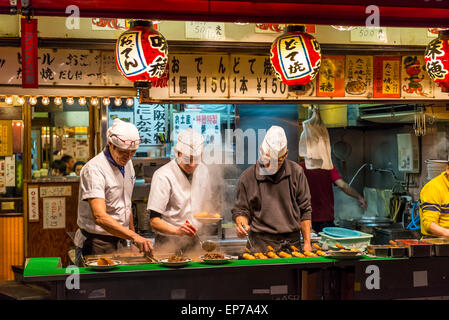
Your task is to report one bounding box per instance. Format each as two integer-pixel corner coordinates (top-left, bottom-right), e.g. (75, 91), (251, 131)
(425, 30), (449, 92)
(115, 20), (168, 88)
(270, 25), (321, 92)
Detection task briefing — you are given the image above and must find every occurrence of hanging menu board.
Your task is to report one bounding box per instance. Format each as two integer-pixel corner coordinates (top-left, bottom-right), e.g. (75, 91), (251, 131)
(0, 47), (133, 87)
(169, 54), (230, 98)
(345, 56), (373, 98)
(373, 56), (401, 98)
(316, 55), (345, 97)
(229, 55), (287, 98)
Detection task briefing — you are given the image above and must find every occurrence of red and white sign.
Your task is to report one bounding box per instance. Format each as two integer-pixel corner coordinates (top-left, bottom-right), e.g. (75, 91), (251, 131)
(20, 18), (38, 88)
(28, 187), (39, 222)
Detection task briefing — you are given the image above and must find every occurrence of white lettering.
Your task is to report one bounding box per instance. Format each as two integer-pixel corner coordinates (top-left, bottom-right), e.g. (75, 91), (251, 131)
(365, 265), (381, 290)
(65, 265), (80, 290)
(365, 5), (380, 27)
(65, 5), (80, 30)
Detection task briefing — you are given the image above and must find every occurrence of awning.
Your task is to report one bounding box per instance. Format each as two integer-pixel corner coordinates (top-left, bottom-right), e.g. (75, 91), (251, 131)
(1, 0), (449, 28)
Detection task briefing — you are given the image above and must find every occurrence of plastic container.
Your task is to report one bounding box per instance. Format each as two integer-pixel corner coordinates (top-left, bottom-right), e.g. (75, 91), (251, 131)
(319, 231), (373, 251)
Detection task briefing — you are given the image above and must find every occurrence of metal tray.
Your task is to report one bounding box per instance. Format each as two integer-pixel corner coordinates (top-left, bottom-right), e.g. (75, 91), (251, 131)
(367, 245), (389, 257)
(396, 239), (433, 257)
(324, 250), (364, 260)
(421, 238), (449, 257)
(389, 246), (408, 258)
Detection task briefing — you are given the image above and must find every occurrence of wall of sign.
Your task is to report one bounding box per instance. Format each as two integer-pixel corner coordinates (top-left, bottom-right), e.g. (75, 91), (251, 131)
(0, 47), (132, 87)
(148, 53), (449, 101)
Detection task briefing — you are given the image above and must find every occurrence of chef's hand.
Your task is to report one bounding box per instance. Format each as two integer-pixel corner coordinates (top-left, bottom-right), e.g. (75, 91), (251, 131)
(235, 216), (250, 238)
(358, 197), (367, 210)
(303, 242), (313, 252)
(132, 234), (154, 255)
(176, 220), (197, 237)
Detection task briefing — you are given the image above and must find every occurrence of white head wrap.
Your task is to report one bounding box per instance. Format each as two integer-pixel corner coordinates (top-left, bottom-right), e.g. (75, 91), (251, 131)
(260, 125), (288, 159)
(174, 129), (204, 158)
(107, 118), (141, 150)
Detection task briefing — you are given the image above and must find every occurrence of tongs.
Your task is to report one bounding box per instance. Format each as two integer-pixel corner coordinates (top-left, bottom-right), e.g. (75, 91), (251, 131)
(132, 240), (159, 263)
(241, 223), (253, 249)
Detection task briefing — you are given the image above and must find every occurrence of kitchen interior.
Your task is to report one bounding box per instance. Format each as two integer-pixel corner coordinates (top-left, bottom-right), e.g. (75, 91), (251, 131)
(129, 102), (449, 253)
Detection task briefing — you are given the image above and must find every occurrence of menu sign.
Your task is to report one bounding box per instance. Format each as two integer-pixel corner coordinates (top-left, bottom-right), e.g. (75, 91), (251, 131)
(345, 56), (373, 97)
(401, 55), (434, 98)
(230, 55), (287, 98)
(373, 56), (401, 98)
(134, 103), (167, 146)
(28, 187), (39, 222)
(317, 55), (345, 97)
(169, 54), (230, 98)
(0, 120), (13, 156)
(43, 197), (66, 229)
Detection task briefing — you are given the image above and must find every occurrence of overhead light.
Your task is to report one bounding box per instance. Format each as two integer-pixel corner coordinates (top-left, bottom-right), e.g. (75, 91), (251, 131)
(331, 25), (357, 31)
(234, 22), (249, 25)
(29, 96), (37, 105)
(41, 96), (50, 105)
(103, 97), (111, 106)
(90, 97), (99, 106)
(5, 96), (13, 105)
(17, 96), (25, 105)
(114, 97), (122, 107)
(78, 96), (86, 106)
(54, 96), (62, 105)
(66, 97), (74, 105)
(126, 97), (134, 106)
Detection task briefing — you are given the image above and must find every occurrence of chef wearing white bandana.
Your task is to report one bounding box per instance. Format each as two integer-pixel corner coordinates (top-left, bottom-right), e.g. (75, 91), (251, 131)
(232, 126), (313, 253)
(74, 118), (153, 266)
(147, 128), (212, 252)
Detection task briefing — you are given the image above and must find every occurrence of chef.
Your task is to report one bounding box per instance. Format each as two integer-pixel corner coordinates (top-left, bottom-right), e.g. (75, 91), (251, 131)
(74, 118), (153, 266)
(420, 157), (449, 238)
(232, 126), (313, 252)
(147, 128), (212, 252)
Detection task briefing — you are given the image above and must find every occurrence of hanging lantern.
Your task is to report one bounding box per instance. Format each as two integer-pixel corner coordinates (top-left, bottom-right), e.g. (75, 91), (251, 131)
(115, 20), (168, 89)
(425, 29), (449, 92)
(270, 25), (321, 92)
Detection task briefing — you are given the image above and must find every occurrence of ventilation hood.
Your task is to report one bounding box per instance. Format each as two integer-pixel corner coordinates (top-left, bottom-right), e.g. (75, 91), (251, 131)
(358, 104), (449, 124)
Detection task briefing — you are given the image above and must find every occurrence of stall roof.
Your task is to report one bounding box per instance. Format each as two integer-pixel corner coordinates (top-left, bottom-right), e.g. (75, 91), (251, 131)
(1, 0), (449, 27)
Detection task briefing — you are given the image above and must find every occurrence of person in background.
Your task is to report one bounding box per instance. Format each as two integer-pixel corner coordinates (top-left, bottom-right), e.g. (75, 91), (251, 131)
(61, 155), (75, 174)
(420, 157), (449, 238)
(300, 161), (367, 233)
(232, 126), (313, 252)
(147, 128), (212, 253)
(50, 160), (66, 177)
(74, 118), (153, 266)
(74, 161), (86, 176)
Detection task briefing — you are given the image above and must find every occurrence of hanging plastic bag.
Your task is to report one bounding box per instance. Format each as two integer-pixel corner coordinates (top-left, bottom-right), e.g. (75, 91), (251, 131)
(299, 107), (333, 170)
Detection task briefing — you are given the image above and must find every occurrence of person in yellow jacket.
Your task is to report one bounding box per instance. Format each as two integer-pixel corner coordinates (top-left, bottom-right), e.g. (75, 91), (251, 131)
(420, 161), (449, 237)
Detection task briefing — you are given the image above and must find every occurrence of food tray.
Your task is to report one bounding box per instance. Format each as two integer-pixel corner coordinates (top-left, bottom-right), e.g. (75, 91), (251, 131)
(421, 238), (449, 257)
(159, 258), (192, 267)
(395, 239), (433, 257)
(319, 230), (373, 251)
(85, 259), (121, 271)
(200, 255), (232, 265)
(324, 250), (364, 260)
(389, 246), (408, 258)
(367, 245), (389, 257)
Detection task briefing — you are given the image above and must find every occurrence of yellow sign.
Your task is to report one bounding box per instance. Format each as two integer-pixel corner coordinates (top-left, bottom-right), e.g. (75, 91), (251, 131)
(0, 120), (12, 156)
